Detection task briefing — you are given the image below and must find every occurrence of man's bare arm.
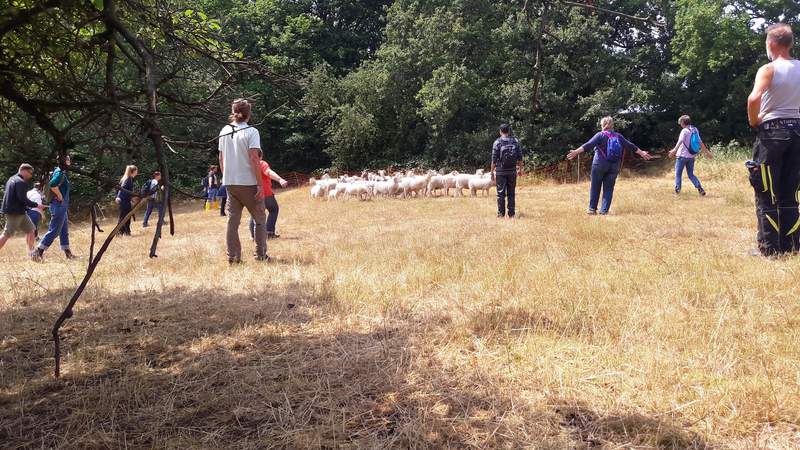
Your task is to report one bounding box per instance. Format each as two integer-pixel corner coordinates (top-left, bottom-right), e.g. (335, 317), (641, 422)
(748, 64), (774, 127)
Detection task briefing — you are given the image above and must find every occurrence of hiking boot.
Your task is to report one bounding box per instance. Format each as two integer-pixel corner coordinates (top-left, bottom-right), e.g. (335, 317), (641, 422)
(228, 257), (241, 265)
(698, 187), (706, 196)
(586, 209), (597, 215)
(30, 248), (44, 262)
(64, 249), (76, 260)
(267, 233), (280, 240)
(255, 255), (272, 262)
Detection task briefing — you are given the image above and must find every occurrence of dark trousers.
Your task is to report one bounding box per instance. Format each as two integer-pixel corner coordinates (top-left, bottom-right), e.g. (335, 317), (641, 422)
(749, 122), (800, 255)
(142, 199), (163, 226)
(220, 196), (227, 216)
(496, 173), (517, 217)
(250, 195), (279, 237)
(589, 160), (621, 214)
(118, 200), (132, 235)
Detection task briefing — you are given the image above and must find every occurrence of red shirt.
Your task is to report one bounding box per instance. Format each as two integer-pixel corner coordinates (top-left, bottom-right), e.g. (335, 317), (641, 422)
(259, 161), (274, 197)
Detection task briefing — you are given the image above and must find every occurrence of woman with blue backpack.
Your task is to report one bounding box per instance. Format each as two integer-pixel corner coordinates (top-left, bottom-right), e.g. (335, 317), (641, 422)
(668, 115), (712, 196)
(567, 116), (653, 215)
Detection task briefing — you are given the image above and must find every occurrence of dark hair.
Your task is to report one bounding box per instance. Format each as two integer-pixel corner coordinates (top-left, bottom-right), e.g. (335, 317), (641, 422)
(209, 165), (218, 172)
(499, 123), (511, 134)
(767, 23), (794, 49)
(153, 171), (161, 176)
(229, 98), (252, 123)
(57, 154), (70, 168)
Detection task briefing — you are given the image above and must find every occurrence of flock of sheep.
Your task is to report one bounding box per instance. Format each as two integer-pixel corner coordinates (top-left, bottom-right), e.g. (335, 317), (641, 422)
(309, 170), (496, 201)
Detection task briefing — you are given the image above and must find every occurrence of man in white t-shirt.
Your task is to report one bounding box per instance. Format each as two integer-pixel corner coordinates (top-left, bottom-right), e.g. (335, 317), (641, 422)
(218, 99), (268, 263)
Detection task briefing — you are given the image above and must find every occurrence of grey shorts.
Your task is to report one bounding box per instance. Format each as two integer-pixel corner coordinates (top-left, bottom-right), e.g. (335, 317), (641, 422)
(1, 213), (34, 237)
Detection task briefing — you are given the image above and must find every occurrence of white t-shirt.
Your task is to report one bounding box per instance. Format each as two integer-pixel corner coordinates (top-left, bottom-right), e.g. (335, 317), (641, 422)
(218, 122), (261, 186)
(27, 189), (43, 211)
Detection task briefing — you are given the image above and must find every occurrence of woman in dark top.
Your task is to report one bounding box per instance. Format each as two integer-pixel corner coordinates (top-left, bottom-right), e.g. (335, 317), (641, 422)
(116, 165), (138, 235)
(567, 117), (653, 215)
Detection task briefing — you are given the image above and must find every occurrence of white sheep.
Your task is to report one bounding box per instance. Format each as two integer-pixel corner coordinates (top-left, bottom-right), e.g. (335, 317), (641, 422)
(454, 173), (477, 197)
(468, 173), (496, 196)
(443, 171), (459, 197)
(401, 172), (432, 199)
(374, 176), (400, 197)
(345, 182), (372, 201)
(427, 174), (446, 197)
(310, 183), (325, 199)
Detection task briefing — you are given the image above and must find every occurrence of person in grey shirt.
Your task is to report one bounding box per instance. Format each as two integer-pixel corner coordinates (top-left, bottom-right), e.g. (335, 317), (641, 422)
(0, 163), (39, 254)
(746, 23), (800, 256)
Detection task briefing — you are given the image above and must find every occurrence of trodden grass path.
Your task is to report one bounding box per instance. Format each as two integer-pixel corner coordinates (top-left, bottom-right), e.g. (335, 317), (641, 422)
(1, 158), (799, 448)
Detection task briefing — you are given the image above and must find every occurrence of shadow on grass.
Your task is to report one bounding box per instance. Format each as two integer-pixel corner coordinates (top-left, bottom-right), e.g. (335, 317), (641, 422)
(555, 402), (711, 449)
(1, 284), (713, 449)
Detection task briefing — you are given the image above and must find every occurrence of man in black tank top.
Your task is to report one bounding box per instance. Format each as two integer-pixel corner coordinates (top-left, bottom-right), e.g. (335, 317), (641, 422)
(746, 23), (800, 256)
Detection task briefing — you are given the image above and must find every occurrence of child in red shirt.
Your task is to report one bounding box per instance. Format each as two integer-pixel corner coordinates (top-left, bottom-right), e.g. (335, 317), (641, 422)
(250, 150), (289, 239)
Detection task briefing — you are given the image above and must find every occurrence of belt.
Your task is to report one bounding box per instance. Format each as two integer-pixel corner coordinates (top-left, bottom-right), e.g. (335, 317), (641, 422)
(760, 118), (800, 130)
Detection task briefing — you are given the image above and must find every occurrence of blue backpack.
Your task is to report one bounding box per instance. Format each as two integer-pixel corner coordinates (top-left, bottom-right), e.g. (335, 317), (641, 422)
(688, 127), (702, 154)
(602, 131), (623, 162)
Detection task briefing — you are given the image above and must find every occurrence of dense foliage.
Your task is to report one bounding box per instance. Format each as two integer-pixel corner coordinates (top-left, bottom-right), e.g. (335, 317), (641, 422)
(1, 0), (799, 187)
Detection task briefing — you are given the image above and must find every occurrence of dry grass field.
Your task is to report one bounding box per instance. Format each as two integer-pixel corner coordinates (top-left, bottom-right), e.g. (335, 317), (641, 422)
(2, 156), (800, 449)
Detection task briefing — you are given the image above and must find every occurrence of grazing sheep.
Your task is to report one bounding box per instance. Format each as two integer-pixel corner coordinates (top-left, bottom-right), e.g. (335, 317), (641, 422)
(401, 172), (432, 199)
(427, 174), (446, 197)
(310, 183), (325, 199)
(345, 182), (372, 201)
(442, 171), (459, 197)
(468, 173), (496, 196)
(375, 176), (400, 197)
(454, 173), (477, 197)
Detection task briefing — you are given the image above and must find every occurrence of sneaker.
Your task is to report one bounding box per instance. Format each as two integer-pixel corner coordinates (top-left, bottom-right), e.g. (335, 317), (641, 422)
(228, 258), (242, 265)
(255, 255), (272, 262)
(675, 187), (681, 194)
(64, 249), (77, 260)
(698, 187), (706, 196)
(142, 223), (149, 228)
(586, 209), (597, 215)
(30, 248), (44, 262)
(267, 233), (280, 240)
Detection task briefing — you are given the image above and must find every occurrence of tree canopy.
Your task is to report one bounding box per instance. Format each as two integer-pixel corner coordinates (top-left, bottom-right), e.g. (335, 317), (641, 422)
(1, 0), (799, 180)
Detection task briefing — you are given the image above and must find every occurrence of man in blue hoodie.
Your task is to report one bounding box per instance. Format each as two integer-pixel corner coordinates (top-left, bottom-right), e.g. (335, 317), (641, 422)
(0, 164), (40, 254)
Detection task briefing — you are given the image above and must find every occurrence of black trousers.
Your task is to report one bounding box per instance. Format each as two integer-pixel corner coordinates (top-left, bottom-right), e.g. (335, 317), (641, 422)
(749, 121), (800, 255)
(220, 196), (227, 216)
(118, 200), (132, 235)
(496, 173), (517, 217)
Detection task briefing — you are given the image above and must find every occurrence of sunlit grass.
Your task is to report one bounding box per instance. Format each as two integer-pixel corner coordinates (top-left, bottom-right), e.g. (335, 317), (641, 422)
(2, 157), (799, 448)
